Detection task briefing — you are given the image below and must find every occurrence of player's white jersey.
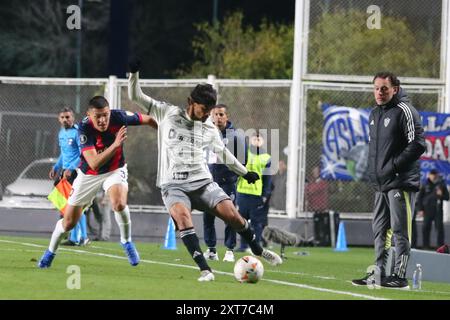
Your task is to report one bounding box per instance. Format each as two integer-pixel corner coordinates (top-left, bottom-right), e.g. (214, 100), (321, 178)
(129, 72), (247, 188)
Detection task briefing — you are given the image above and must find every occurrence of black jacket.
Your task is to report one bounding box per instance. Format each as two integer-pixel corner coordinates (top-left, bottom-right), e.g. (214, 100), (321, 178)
(208, 121), (247, 185)
(416, 178), (449, 214)
(368, 89), (426, 192)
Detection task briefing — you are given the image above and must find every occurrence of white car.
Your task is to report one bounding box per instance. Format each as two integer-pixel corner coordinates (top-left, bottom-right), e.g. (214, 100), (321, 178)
(0, 158), (57, 209)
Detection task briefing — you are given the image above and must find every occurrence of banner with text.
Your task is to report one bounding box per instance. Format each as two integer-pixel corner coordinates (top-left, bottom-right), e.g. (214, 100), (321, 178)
(321, 104), (450, 185)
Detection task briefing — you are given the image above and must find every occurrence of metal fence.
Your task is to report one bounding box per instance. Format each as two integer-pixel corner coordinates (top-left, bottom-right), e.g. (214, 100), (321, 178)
(302, 82), (444, 216)
(0, 75), (447, 219)
(0, 76), (292, 216)
(304, 0), (443, 82)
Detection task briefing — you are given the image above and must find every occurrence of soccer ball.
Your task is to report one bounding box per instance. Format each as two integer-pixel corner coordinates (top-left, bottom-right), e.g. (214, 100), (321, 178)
(233, 256), (264, 283)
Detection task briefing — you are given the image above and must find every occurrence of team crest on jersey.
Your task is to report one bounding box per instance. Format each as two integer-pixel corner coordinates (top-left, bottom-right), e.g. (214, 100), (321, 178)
(384, 117), (390, 127)
(80, 134), (87, 144)
(222, 138), (229, 145)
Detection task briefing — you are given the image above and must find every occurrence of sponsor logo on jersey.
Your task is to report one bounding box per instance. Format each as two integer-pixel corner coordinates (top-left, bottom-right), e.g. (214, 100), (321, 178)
(80, 134), (87, 144)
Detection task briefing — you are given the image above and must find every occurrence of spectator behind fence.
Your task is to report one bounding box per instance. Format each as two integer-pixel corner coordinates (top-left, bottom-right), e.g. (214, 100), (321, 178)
(416, 169), (449, 250)
(270, 159), (287, 211)
(305, 166), (329, 212)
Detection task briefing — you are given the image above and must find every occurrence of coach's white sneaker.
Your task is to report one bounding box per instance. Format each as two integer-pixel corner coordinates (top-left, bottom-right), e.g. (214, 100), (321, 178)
(198, 270), (215, 282)
(261, 249), (283, 266)
(203, 249), (219, 261)
(223, 250), (235, 262)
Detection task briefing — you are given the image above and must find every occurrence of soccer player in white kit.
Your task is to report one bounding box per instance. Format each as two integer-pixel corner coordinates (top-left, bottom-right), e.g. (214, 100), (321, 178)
(128, 61), (282, 281)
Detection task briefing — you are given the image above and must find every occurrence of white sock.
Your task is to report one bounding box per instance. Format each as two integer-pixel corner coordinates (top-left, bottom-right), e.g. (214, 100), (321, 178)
(114, 205), (131, 244)
(49, 219), (69, 253)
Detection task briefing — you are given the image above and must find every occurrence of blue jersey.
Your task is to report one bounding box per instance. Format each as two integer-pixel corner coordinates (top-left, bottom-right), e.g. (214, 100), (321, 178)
(78, 109), (142, 175)
(54, 125), (81, 171)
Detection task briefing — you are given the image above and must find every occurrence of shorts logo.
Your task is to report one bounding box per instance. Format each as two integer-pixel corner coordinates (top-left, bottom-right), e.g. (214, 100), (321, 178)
(393, 191), (401, 199)
(173, 172), (188, 180)
(80, 135), (87, 144)
(384, 118), (390, 127)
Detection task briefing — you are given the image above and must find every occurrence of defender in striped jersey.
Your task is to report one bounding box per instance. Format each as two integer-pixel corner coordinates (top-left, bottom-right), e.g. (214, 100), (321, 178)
(352, 72), (425, 289)
(38, 96), (157, 269)
(128, 61), (282, 281)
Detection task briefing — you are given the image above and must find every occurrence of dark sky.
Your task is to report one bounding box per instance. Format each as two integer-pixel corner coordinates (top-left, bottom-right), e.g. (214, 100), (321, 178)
(113, 0), (296, 78)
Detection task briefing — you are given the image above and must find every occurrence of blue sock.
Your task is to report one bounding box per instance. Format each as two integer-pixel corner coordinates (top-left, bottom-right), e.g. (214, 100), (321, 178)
(70, 223), (81, 244)
(80, 214), (88, 240)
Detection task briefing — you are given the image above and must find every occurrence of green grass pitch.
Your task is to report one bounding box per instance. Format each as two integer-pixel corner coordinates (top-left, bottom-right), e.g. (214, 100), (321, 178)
(0, 235), (450, 300)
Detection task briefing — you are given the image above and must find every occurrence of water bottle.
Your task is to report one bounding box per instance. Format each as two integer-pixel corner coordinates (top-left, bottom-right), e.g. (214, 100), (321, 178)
(412, 264), (422, 290)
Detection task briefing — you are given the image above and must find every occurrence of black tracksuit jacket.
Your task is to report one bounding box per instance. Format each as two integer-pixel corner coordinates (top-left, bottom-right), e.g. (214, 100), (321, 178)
(367, 89), (426, 192)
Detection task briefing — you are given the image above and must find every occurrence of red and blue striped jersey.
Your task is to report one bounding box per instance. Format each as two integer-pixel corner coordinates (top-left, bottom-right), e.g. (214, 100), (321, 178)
(78, 109), (143, 175)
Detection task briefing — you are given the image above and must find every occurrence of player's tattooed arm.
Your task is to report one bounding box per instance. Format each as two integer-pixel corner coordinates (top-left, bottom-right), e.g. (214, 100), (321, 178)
(82, 126), (127, 171)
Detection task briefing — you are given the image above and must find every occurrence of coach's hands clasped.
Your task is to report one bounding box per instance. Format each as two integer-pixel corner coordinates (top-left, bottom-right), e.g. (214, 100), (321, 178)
(243, 171), (260, 184)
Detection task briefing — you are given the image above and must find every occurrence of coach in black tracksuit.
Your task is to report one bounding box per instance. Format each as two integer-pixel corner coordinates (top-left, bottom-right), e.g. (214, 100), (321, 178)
(352, 72), (426, 289)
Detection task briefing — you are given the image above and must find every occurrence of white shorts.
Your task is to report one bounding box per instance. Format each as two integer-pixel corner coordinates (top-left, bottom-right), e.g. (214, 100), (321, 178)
(68, 165), (128, 207)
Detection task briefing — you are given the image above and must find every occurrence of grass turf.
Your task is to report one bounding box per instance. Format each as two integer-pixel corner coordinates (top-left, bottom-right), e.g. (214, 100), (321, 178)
(0, 235), (450, 300)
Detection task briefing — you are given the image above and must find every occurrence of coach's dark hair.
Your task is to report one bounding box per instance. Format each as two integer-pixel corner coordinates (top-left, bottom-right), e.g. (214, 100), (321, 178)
(189, 83), (217, 108)
(373, 71), (400, 87)
(59, 106), (74, 114)
(88, 96), (109, 109)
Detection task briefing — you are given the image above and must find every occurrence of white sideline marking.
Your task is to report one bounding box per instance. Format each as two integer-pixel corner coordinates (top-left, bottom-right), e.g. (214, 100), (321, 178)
(266, 269), (337, 280)
(0, 239), (389, 300)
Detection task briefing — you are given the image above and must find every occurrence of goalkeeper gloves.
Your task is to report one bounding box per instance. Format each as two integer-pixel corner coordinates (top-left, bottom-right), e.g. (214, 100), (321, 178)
(242, 171), (259, 184)
(128, 58), (141, 73)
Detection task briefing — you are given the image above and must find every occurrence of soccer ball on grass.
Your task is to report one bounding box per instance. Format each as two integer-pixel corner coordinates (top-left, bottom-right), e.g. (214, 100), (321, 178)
(233, 256), (264, 283)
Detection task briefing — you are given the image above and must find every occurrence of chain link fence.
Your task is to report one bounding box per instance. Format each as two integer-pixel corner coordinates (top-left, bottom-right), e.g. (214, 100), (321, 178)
(0, 75), (446, 218)
(0, 77), (292, 216)
(306, 0), (443, 81)
(117, 79), (291, 212)
(0, 79), (107, 190)
(303, 82), (444, 215)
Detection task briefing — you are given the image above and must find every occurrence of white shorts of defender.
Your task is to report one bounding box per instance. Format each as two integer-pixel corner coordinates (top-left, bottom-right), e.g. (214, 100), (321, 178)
(68, 165), (128, 207)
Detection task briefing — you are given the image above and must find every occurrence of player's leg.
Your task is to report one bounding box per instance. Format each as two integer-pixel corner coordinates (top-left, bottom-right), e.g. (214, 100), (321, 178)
(162, 188), (214, 281)
(106, 183), (140, 266)
(38, 205), (84, 268)
(38, 170), (105, 268)
(202, 212), (219, 260)
(103, 165), (139, 266)
(172, 204), (214, 281)
(209, 197), (282, 266)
